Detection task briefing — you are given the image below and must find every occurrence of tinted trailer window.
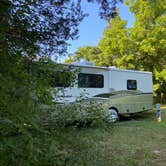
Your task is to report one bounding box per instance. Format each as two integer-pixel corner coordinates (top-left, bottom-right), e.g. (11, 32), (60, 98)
(78, 73), (104, 88)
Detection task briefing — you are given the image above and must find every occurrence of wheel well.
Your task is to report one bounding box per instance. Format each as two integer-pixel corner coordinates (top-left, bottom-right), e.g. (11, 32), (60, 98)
(109, 107), (119, 114)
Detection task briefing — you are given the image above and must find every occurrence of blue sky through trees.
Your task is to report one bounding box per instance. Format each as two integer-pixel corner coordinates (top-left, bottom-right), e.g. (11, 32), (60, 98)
(67, 1), (134, 55)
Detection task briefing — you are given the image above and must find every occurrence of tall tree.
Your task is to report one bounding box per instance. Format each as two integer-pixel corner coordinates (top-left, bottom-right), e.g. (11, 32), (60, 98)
(126, 0), (166, 102)
(67, 15), (134, 68)
(98, 15), (138, 69)
(98, 15), (135, 67)
(127, 0), (166, 71)
(65, 46), (103, 65)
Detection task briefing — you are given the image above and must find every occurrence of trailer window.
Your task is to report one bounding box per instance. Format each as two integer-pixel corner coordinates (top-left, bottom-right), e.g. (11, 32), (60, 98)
(127, 80), (137, 90)
(78, 73), (104, 88)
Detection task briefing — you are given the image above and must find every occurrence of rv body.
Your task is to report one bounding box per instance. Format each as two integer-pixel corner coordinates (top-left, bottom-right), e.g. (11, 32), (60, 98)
(55, 63), (153, 115)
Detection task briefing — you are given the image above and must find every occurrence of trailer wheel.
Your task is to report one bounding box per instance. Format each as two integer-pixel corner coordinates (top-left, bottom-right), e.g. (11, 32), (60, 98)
(108, 108), (119, 123)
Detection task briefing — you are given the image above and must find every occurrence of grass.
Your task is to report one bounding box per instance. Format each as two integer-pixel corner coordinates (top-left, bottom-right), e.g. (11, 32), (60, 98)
(1, 108), (166, 165)
(106, 110), (166, 166)
(55, 108), (166, 166)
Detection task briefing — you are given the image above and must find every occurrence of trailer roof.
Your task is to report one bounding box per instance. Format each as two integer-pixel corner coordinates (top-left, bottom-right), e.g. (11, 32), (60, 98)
(109, 68), (152, 74)
(61, 63), (152, 74)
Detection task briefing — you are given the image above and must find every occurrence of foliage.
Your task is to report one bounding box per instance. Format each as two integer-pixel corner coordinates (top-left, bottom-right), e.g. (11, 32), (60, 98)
(98, 16), (135, 67)
(67, 16), (138, 69)
(126, 0), (166, 71)
(41, 99), (110, 128)
(126, 0), (166, 102)
(65, 46), (102, 65)
(1, 109), (166, 165)
(0, 0), (124, 129)
(0, 101), (111, 165)
(0, 0), (85, 134)
(153, 69), (166, 103)
(0, 0), (124, 125)
(1, 0), (122, 165)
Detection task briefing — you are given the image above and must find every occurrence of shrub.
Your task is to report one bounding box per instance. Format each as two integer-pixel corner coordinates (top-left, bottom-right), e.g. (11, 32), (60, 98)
(41, 99), (110, 128)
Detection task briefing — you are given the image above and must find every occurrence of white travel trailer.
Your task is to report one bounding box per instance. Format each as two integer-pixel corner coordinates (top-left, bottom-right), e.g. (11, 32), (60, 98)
(54, 62), (153, 120)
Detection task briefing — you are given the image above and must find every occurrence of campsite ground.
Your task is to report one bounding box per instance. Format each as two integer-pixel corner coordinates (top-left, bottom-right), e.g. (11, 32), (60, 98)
(59, 107), (166, 166)
(1, 107), (166, 165)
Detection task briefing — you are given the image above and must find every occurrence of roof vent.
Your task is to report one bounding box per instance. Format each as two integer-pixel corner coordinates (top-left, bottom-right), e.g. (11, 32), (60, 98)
(109, 66), (116, 69)
(72, 61), (93, 66)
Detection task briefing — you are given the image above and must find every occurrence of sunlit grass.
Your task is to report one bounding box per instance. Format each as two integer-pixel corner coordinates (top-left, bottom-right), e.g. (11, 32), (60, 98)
(1, 108), (166, 165)
(58, 109), (166, 165)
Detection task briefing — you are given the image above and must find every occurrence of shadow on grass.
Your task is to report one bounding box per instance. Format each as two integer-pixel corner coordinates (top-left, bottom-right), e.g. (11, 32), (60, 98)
(119, 110), (155, 122)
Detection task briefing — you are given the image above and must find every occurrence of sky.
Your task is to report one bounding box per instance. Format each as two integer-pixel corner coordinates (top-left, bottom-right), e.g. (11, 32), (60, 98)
(66, 1), (135, 56)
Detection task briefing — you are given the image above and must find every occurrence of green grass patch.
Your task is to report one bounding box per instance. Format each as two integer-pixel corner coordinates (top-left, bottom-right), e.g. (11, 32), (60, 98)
(1, 109), (166, 165)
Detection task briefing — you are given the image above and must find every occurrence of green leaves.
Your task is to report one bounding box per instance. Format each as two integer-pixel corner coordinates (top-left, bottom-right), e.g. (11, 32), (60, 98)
(65, 46), (102, 66)
(0, 1), (123, 165)
(99, 16), (131, 66)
